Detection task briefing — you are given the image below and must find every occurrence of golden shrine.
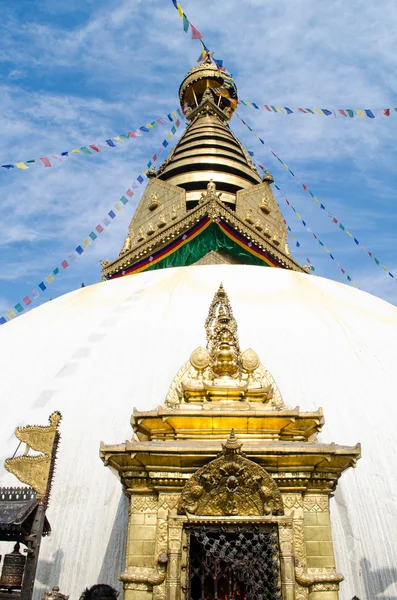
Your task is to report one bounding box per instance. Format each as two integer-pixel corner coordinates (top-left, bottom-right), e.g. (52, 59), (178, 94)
(100, 284), (361, 600)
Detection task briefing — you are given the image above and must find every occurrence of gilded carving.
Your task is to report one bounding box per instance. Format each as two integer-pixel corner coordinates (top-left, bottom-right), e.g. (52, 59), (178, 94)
(4, 412), (61, 504)
(148, 193), (161, 211)
(120, 552), (168, 586)
(165, 284), (285, 408)
(178, 430), (283, 516)
(303, 495), (329, 512)
(199, 179), (222, 204)
(130, 495), (158, 513)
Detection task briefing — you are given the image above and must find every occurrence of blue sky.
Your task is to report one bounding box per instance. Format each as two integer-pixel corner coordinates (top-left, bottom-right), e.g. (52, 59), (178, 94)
(1, 0), (397, 320)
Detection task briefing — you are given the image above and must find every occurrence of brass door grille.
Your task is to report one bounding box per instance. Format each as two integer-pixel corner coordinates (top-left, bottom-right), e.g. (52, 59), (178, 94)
(186, 525), (281, 600)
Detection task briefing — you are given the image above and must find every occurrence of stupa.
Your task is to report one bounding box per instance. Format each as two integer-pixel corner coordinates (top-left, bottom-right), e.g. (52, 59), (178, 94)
(1, 58), (397, 600)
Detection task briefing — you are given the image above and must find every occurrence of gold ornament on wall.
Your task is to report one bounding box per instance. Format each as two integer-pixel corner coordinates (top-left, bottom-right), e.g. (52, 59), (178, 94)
(178, 429), (284, 516)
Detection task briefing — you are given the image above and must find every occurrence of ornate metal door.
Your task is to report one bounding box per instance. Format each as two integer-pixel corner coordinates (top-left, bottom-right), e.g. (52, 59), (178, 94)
(186, 525), (281, 600)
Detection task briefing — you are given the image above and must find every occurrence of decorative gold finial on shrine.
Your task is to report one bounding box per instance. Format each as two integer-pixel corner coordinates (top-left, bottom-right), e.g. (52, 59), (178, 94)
(165, 284), (285, 408)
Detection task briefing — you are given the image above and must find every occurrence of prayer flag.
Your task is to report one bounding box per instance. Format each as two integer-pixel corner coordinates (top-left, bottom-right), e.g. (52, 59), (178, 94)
(285, 107), (293, 114)
(191, 23), (203, 39)
(40, 157), (51, 167)
(6, 311), (16, 320)
(32, 289), (39, 298)
(365, 110), (375, 119)
(356, 110), (365, 118)
(53, 267), (59, 275)
(69, 253), (77, 261)
(15, 162), (29, 170)
(52, 154), (63, 162)
(162, 140), (169, 148)
(0, 317), (6, 325)
(72, 149), (80, 154)
(384, 108), (390, 116)
(23, 296), (32, 305)
(322, 109), (332, 116)
(80, 147), (92, 154)
(346, 110), (354, 118)
(89, 232), (97, 240)
(183, 13), (189, 32)
(114, 203), (122, 212)
(75, 245), (84, 255)
(177, 3), (183, 18)
(61, 260), (69, 269)
(108, 210), (116, 219)
(120, 196), (128, 205)
(90, 145), (101, 152)
(46, 274), (54, 284)
(126, 189), (134, 198)
(2, 164), (15, 169)
(103, 217), (111, 226)
(38, 282), (47, 291)
(314, 109), (323, 115)
(128, 131), (137, 138)
(83, 238), (91, 247)
(96, 224), (104, 233)
(137, 175), (144, 184)
(298, 108), (308, 113)
(106, 139), (116, 147)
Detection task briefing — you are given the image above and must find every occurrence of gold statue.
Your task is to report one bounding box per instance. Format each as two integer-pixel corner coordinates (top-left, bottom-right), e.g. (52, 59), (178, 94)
(148, 192), (160, 211)
(244, 209), (254, 224)
(137, 229), (145, 242)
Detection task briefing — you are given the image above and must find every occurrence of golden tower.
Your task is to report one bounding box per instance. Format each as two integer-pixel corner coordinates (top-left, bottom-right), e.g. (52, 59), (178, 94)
(102, 57), (306, 280)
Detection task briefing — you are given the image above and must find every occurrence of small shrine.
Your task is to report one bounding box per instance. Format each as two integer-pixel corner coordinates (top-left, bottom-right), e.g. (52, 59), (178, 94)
(101, 283), (360, 600)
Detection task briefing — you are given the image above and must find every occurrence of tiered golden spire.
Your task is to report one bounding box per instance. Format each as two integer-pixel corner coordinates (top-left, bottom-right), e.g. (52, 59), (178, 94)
(101, 62), (306, 279)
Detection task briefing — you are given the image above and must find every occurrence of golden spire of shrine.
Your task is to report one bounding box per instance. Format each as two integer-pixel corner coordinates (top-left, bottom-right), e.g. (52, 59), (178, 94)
(101, 61), (307, 280)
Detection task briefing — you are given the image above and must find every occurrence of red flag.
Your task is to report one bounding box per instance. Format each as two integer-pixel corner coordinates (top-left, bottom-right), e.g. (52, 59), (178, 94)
(264, 106), (272, 112)
(126, 189), (134, 198)
(95, 224), (104, 233)
(298, 108), (308, 113)
(89, 145), (100, 152)
(190, 24), (203, 39)
(368, 252), (373, 258)
(128, 131), (137, 137)
(332, 217), (338, 224)
(61, 260), (69, 269)
(302, 184), (308, 191)
(384, 108), (390, 116)
(339, 110), (347, 117)
(341, 268), (345, 274)
(23, 296), (32, 305)
(40, 157), (51, 167)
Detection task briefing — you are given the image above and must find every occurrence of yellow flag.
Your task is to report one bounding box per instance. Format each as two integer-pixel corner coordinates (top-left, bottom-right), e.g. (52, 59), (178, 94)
(15, 162), (28, 170)
(113, 136), (122, 142)
(382, 265), (387, 271)
(346, 231), (352, 237)
(283, 164), (289, 170)
(296, 214), (301, 220)
(114, 203), (122, 212)
(72, 149), (79, 154)
(314, 197), (320, 204)
(314, 108), (323, 115)
(245, 102), (252, 108)
(83, 238), (91, 247)
(145, 124), (154, 129)
(171, 111), (177, 119)
(177, 3), (183, 17)
(277, 107), (285, 113)
(356, 110), (365, 118)
(45, 274), (54, 284)
(167, 133), (173, 141)
(6, 310), (16, 320)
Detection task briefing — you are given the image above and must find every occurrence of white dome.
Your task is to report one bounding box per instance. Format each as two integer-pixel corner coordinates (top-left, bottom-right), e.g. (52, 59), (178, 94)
(1, 265), (397, 600)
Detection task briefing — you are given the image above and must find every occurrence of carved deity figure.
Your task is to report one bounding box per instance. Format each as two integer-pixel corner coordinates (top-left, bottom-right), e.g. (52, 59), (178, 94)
(244, 209), (254, 224)
(199, 179), (222, 203)
(137, 229), (145, 241)
(148, 192), (160, 211)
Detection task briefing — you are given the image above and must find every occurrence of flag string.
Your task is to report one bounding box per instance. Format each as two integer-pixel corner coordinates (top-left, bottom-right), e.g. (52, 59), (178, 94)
(244, 148), (358, 285)
(1, 109), (182, 172)
(236, 112), (396, 284)
(0, 117), (185, 325)
(237, 101), (393, 119)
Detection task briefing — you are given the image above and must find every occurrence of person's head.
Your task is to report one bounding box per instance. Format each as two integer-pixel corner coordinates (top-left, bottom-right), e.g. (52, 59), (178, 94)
(79, 584), (119, 600)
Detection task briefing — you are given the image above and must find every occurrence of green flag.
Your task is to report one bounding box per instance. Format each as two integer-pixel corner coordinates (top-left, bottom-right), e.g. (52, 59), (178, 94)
(183, 13), (189, 32)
